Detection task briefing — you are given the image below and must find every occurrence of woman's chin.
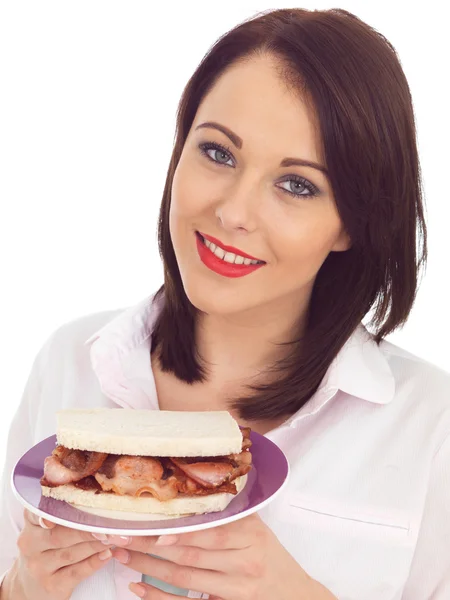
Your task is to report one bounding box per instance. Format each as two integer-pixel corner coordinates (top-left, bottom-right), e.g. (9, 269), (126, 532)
(181, 279), (250, 316)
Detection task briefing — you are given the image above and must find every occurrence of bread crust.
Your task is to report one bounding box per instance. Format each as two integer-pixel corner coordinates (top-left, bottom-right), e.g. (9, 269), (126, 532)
(56, 409), (243, 457)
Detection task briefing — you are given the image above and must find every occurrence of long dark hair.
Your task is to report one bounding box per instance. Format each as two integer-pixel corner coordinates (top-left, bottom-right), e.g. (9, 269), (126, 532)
(151, 8), (427, 422)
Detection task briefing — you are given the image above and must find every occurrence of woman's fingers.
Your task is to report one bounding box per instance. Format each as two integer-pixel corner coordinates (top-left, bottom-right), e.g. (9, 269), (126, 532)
(44, 540), (115, 571)
(17, 509), (115, 600)
(117, 520), (255, 560)
(129, 581), (224, 599)
(119, 544), (246, 575)
(18, 539), (114, 598)
(51, 545), (113, 589)
(23, 540), (113, 579)
(21, 514), (107, 555)
(112, 550), (237, 599)
(46, 525), (107, 550)
(155, 516), (260, 551)
(128, 582), (181, 599)
(35, 521), (112, 551)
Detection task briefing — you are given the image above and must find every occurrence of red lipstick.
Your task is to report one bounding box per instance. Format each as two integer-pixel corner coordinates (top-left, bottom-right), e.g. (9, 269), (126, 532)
(195, 232), (265, 278)
(200, 232), (262, 261)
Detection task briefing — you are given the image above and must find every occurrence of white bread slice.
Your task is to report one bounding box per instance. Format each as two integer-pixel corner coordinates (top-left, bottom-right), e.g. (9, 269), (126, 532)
(56, 408), (243, 457)
(41, 474), (247, 517)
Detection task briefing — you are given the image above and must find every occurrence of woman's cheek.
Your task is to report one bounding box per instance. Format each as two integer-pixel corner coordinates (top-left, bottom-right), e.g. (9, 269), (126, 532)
(274, 219), (341, 275)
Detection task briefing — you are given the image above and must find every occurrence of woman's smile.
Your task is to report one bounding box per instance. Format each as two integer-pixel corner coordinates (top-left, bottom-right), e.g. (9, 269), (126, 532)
(195, 231), (266, 278)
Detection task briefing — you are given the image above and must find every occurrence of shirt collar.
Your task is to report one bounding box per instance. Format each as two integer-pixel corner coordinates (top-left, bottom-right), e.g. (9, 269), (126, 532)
(84, 294), (395, 415)
(285, 323), (396, 427)
(84, 294), (160, 349)
(325, 323), (395, 405)
(84, 293), (162, 410)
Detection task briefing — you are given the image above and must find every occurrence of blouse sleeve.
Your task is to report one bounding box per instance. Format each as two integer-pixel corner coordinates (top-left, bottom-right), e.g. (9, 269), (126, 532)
(0, 335), (52, 583)
(401, 432), (450, 599)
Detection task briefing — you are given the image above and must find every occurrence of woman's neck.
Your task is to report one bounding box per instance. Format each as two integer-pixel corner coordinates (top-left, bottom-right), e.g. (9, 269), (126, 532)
(196, 293), (309, 383)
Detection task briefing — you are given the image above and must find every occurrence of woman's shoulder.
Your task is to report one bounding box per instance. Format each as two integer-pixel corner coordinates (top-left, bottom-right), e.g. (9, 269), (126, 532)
(380, 337), (449, 378)
(380, 336), (450, 408)
(52, 307), (123, 345)
(37, 306), (125, 370)
(44, 293), (159, 357)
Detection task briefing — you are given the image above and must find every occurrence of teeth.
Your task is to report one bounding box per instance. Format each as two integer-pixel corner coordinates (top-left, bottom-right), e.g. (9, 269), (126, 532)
(222, 251), (236, 263)
(201, 235), (262, 266)
(214, 246), (225, 260)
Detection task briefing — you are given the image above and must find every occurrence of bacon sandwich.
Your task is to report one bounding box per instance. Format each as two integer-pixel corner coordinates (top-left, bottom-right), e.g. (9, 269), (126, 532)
(40, 408), (252, 516)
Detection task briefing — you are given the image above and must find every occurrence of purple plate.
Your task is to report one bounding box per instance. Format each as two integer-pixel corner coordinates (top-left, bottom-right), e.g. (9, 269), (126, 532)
(11, 431), (289, 536)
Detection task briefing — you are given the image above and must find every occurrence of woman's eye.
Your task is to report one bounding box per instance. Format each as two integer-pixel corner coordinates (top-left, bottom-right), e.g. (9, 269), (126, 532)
(278, 179), (310, 197)
(199, 143), (236, 166)
(209, 148), (233, 166)
(199, 143), (234, 167)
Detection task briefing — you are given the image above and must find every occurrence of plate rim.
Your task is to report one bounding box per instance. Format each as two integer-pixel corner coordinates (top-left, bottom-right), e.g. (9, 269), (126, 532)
(11, 432), (290, 536)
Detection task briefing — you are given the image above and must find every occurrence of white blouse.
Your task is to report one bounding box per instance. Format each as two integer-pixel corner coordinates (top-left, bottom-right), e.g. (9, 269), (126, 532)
(1, 293), (449, 599)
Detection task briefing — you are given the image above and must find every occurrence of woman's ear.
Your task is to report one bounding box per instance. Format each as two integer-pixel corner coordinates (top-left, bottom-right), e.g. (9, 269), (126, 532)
(331, 228), (352, 252)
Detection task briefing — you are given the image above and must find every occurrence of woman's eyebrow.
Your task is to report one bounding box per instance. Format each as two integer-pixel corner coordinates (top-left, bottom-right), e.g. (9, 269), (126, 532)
(195, 121), (328, 175)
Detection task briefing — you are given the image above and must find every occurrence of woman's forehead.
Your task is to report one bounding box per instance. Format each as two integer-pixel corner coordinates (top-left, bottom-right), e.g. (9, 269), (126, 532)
(193, 58), (323, 164)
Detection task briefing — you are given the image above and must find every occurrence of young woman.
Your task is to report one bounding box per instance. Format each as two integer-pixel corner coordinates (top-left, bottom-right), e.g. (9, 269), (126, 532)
(1, 7), (448, 600)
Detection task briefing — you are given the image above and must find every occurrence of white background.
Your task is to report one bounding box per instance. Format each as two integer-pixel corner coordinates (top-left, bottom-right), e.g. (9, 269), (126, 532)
(0, 1), (448, 471)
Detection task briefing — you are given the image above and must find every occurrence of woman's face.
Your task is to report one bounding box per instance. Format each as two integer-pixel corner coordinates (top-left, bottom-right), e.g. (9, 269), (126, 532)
(170, 55), (350, 319)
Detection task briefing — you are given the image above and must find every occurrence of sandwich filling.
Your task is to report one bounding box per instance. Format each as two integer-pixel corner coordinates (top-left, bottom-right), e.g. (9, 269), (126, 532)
(41, 428), (252, 501)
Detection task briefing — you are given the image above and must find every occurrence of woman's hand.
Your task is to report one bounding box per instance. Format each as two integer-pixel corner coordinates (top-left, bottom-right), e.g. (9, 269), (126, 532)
(3, 509), (114, 600)
(106, 513), (337, 599)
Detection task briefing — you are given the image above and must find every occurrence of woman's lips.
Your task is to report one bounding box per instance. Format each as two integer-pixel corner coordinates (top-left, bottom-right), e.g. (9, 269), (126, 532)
(195, 232), (266, 278)
(199, 232), (263, 262)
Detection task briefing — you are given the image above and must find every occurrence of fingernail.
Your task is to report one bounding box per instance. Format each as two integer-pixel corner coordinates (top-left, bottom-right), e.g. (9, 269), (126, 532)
(92, 533), (108, 542)
(114, 549), (130, 564)
(155, 534), (178, 546)
(99, 548), (112, 561)
(108, 535), (132, 546)
(39, 517), (53, 529)
(130, 583), (146, 598)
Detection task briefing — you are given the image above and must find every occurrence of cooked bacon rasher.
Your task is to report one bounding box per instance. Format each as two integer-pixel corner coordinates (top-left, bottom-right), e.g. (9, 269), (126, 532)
(40, 428), (252, 500)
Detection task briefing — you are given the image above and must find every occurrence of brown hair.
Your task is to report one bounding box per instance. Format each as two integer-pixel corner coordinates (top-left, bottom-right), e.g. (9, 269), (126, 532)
(151, 8), (427, 422)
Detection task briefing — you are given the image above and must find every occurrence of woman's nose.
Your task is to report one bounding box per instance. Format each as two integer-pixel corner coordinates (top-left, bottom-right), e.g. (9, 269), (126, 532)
(214, 179), (261, 233)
